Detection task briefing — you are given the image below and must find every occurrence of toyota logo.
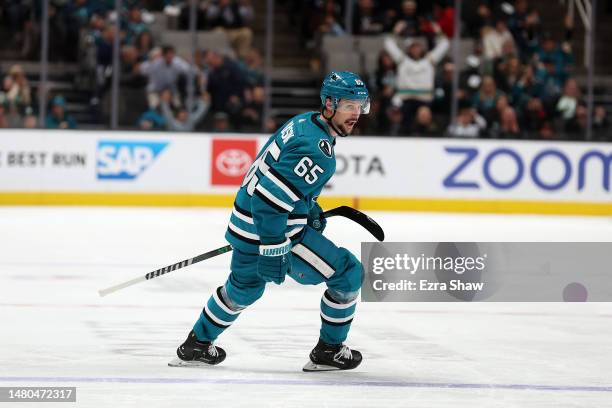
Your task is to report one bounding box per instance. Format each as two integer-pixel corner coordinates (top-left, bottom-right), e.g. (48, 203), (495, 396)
(216, 149), (253, 177)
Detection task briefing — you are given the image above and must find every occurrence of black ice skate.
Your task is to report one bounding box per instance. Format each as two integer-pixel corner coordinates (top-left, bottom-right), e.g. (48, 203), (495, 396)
(168, 330), (226, 367)
(302, 339), (362, 372)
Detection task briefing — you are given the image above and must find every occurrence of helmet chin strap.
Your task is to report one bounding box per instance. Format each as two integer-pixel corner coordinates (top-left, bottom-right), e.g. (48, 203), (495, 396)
(321, 107), (348, 137)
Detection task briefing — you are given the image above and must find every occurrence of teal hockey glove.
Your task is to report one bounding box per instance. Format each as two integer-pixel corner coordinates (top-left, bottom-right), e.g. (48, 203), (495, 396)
(257, 238), (292, 284)
(307, 201), (327, 233)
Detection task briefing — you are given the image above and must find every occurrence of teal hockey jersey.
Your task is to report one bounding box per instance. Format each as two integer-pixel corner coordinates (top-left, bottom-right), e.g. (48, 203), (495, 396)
(225, 111), (337, 253)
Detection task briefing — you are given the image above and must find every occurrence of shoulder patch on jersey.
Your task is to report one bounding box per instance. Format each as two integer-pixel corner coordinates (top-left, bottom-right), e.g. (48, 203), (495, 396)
(318, 139), (333, 158)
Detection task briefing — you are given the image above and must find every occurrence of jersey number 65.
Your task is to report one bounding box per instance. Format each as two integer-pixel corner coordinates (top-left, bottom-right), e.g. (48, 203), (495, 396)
(242, 143), (324, 196)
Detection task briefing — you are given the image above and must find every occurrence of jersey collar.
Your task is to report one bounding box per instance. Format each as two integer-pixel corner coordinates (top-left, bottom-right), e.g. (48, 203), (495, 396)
(310, 113), (336, 145)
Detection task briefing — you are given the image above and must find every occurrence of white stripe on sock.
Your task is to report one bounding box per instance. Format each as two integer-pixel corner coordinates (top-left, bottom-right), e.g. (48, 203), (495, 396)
(320, 311), (355, 324)
(212, 290), (241, 316)
(322, 294), (358, 310)
(204, 303), (233, 327)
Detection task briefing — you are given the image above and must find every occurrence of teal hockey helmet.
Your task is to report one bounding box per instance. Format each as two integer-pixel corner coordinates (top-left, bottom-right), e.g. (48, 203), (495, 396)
(320, 71), (370, 114)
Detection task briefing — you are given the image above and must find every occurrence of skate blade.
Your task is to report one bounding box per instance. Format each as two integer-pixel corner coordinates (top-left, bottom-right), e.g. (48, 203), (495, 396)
(168, 357), (215, 368)
(302, 361), (341, 372)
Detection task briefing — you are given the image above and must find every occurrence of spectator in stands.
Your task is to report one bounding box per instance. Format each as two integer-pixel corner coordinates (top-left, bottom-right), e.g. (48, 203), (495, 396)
(240, 85), (264, 130)
(522, 97), (548, 137)
(472, 75), (504, 127)
(126, 7), (150, 45)
(556, 77), (581, 127)
(433, 2), (455, 38)
(564, 103), (588, 140)
(5, 64), (32, 114)
(482, 18), (515, 62)
(120, 24), (152, 93)
(410, 105), (439, 136)
(309, 0), (347, 71)
(67, 0), (92, 28)
(0, 75), (13, 103)
(204, 49), (247, 119)
(508, 0), (542, 60)
(511, 65), (543, 107)
(535, 58), (563, 106)
(134, 31), (155, 62)
(212, 111), (231, 132)
(495, 106), (522, 139)
(240, 48), (265, 87)
(488, 94), (510, 130)
(22, 111), (38, 129)
(177, 0), (207, 30)
(45, 96), (77, 129)
(298, 0), (337, 48)
(462, 1), (493, 39)
(392, 0), (420, 38)
(317, 14), (346, 38)
(353, 0), (385, 35)
(535, 29), (574, 88)
(160, 90), (209, 132)
(0, 96), (8, 128)
(494, 56), (522, 96)
(137, 108), (166, 130)
(92, 24), (116, 105)
(374, 50), (397, 133)
(205, 0), (254, 59)
(3, 104), (22, 128)
(447, 104), (486, 138)
(538, 120), (555, 139)
(433, 61), (458, 116)
(265, 116), (278, 133)
(593, 106), (610, 141)
(4, 0), (29, 45)
(136, 45), (195, 108)
(384, 22), (449, 131)
(386, 105), (404, 136)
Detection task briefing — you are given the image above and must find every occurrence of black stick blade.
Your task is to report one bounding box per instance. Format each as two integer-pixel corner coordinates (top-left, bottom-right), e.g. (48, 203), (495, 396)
(322, 206), (385, 241)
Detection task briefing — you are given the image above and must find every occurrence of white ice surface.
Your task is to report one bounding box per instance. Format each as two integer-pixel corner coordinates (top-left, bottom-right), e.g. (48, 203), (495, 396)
(1, 207), (611, 408)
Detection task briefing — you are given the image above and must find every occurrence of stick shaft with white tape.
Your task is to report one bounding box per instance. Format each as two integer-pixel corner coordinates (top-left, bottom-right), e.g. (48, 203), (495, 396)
(98, 245), (233, 297)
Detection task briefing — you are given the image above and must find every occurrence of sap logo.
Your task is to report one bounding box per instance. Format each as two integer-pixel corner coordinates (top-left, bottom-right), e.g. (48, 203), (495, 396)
(97, 140), (168, 180)
(443, 146), (612, 192)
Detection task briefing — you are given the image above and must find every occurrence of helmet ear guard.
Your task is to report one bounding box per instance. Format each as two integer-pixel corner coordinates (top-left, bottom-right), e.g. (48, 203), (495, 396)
(320, 97), (346, 137)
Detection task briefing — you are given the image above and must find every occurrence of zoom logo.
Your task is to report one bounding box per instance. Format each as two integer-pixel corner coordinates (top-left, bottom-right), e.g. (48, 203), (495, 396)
(96, 140), (168, 180)
(443, 146), (611, 192)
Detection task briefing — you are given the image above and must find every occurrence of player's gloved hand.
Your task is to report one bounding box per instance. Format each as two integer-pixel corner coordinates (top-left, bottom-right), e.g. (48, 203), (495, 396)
(307, 200), (326, 233)
(257, 238), (292, 284)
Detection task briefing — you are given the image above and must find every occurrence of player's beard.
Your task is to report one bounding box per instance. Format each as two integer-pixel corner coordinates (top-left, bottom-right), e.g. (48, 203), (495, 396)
(335, 117), (357, 136)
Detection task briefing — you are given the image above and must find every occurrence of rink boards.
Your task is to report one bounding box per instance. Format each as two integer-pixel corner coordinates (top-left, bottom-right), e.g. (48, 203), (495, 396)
(0, 129), (610, 215)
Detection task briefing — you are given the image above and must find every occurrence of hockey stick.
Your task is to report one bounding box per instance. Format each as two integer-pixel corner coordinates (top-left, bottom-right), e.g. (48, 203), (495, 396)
(323, 205), (385, 242)
(98, 206), (384, 297)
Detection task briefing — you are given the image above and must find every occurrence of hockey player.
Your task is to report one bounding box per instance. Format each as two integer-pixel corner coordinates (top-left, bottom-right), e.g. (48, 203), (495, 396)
(170, 71), (370, 372)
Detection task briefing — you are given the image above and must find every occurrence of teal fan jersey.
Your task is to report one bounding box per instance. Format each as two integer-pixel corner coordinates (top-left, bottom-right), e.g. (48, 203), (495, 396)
(225, 111), (337, 253)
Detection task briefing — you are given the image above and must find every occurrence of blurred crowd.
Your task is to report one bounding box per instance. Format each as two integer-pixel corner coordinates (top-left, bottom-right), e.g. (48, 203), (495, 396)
(301, 0), (610, 140)
(0, 0), (610, 140)
(0, 0), (268, 132)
